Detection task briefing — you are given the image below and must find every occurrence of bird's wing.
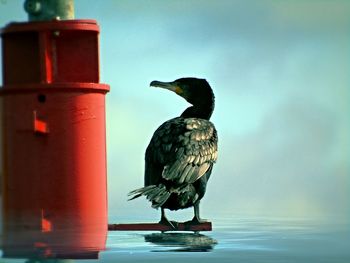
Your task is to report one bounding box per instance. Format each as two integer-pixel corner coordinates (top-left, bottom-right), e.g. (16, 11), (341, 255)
(147, 117), (218, 185)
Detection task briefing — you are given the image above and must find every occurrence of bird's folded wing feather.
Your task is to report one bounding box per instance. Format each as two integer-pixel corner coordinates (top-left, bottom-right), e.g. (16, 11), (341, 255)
(151, 118), (218, 184)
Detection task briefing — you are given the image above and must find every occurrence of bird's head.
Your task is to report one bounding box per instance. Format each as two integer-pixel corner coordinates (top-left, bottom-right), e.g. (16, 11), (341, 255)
(150, 77), (214, 108)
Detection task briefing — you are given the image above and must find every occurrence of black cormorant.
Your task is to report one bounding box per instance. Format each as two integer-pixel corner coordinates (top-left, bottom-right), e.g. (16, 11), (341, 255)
(129, 77), (218, 228)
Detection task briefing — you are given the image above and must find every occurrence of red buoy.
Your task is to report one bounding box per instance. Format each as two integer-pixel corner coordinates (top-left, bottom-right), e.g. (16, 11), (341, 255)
(0, 20), (109, 258)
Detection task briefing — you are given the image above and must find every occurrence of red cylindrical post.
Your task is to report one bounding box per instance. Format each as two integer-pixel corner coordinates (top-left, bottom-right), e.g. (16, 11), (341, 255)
(0, 20), (109, 258)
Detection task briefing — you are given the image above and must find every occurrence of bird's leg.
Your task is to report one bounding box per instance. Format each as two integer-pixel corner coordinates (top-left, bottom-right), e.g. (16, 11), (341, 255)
(186, 202), (208, 225)
(158, 208), (178, 230)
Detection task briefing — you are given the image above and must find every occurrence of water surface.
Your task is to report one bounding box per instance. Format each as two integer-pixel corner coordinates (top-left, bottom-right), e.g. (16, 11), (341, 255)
(1, 216), (349, 263)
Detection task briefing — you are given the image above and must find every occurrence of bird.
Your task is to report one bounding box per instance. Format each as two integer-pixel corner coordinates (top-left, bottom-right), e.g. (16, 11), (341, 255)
(128, 77), (218, 229)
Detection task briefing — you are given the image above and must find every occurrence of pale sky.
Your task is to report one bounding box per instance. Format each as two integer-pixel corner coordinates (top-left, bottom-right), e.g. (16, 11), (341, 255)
(0, 0), (349, 223)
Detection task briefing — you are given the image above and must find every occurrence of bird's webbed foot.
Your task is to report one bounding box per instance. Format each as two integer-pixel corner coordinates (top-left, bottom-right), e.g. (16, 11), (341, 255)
(184, 216), (208, 226)
(159, 209), (178, 230)
(184, 202), (207, 226)
(159, 217), (178, 230)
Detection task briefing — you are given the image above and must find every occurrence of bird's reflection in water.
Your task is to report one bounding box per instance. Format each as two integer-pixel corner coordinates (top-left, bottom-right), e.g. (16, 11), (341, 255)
(144, 232), (217, 252)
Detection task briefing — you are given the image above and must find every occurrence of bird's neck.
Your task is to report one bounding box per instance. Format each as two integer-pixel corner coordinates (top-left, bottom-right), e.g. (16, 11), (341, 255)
(181, 98), (215, 120)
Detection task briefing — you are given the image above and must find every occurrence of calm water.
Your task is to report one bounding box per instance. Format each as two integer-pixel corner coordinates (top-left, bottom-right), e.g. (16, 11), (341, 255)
(1, 216), (349, 263)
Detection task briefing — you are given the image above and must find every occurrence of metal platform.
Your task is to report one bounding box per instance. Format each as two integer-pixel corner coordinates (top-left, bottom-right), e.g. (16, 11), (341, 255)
(108, 222), (212, 232)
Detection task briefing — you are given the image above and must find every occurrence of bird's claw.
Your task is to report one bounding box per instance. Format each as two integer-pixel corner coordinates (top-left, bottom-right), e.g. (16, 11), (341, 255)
(159, 218), (179, 230)
(184, 217), (207, 226)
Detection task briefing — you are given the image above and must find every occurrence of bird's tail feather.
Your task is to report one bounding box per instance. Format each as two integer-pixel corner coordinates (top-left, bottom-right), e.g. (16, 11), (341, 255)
(128, 185), (171, 208)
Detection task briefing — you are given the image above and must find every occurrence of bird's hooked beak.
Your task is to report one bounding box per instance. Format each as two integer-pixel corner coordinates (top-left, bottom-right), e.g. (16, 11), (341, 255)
(150, 80), (184, 96)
